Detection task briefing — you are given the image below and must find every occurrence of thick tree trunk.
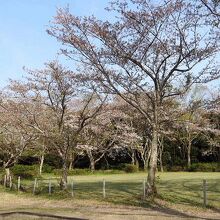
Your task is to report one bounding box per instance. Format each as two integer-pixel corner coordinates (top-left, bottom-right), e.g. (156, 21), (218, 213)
(131, 151), (135, 165)
(39, 154), (44, 175)
(5, 168), (10, 185)
(87, 150), (95, 172)
(90, 158), (95, 172)
(60, 160), (68, 190)
(146, 127), (158, 196)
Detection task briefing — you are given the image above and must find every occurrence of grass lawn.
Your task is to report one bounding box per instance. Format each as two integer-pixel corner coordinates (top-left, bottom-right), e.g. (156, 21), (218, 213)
(0, 172), (220, 219)
(72, 172), (220, 208)
(4, 172), (219, 210)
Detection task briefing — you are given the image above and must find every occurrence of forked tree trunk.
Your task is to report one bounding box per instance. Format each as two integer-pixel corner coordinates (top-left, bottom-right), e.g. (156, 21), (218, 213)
(143, 148), (151, 171)
(146, 127), (158, 196)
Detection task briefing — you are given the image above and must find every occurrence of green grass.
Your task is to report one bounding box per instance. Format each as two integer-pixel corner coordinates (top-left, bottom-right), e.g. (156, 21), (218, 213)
(2, 172), (220, 210)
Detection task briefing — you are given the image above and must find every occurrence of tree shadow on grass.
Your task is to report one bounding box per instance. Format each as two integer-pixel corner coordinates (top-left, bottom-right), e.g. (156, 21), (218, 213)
(8, 178), (220, 218)
(147, 201), (218, 220)
(157, 179), (220, 214)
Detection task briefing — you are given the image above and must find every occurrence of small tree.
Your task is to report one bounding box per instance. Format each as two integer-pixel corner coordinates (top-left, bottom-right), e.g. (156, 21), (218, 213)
(0, 92), (34, 185)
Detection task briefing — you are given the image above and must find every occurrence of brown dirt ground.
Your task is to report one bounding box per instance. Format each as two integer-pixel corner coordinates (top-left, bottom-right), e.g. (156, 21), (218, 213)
(0, 192), (219, 220)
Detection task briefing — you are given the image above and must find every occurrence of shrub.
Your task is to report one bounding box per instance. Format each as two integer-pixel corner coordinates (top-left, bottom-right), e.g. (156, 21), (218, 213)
(68, 168), (91, 175)
(53, 168), (125, 176)
(188, 163), (220, 172)
(53, 169), (62, 176)
(54, 168), (93, 176)
(123, 164), (139, 173)
(169, 165), (185, 172)
(11, 164), (38, 179)
(44, 154), (62, 168)
(42, 164), (54, 173)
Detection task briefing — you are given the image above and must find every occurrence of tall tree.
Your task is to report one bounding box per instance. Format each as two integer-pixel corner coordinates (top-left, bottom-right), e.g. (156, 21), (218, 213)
(48, 0), (220, 195)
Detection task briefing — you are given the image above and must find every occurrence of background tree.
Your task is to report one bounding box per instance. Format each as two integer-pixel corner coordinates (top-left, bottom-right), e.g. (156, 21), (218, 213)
(0, 92), (34, 185)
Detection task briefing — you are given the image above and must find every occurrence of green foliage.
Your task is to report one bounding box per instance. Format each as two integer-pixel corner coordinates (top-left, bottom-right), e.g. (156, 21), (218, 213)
(11, 165), (38, 179)
(188, 163), (220, 172)
(68, 168), (91, 175)
(42, 164), (54, 173)
(121, 164), (139, 173)
(44, 154), (62, 168)
(168, 165), (186, 172)
(53, 168), (125, 176)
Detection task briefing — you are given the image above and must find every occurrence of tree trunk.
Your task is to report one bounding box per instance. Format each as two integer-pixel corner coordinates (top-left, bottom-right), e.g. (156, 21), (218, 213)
(91, 160), (95, 172)
(69, 152), (75, 170)
(5, 167), (11, 186)
(131, 150), (135, 165)
(69, 160), (73, 170)
(143, 159), (147, 171)
(39, 154), (44, 175)
(159, 137), (164, 172)
(3, 166), (12, 187)
(134, 151), (139, 169)
(87, 150), (95, 172)
(159, 152), (164, 172)
(144, 148), (151, 171)
(146, 127), (158, 196)
(187, 141), (191, 168)
(60, 160), (68, 190)
(104, 155), (109, 169)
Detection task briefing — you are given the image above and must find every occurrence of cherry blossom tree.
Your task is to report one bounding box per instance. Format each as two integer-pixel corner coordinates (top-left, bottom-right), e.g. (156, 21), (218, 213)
(48, 0), (220, 195)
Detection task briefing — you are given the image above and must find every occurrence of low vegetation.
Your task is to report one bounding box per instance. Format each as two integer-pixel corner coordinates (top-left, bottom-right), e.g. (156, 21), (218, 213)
(1, 172), (220, 211)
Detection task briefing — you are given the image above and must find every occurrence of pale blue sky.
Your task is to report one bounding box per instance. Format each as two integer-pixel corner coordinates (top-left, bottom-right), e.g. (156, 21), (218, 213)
(0, 0), (110, 87)
(0, 1), (219, 90)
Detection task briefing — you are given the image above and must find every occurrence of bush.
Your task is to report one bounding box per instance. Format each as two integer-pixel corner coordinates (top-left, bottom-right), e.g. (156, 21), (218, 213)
(122, 164), (139, 173)
(42, 164), (54, 173)
(168, 165), (185, 172)
(53, 169), (62, 176)
(53, 168), (125, 176)
(188, 163), (220, 172)
(44, 154), (62, 168)
(68, 168), (91, 175)
(54, 168), (92, 176)
(11, 164), (38, 179)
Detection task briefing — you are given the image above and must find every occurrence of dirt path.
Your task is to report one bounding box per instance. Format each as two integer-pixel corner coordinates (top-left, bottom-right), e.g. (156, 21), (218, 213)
(0, 192), (219, 220)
